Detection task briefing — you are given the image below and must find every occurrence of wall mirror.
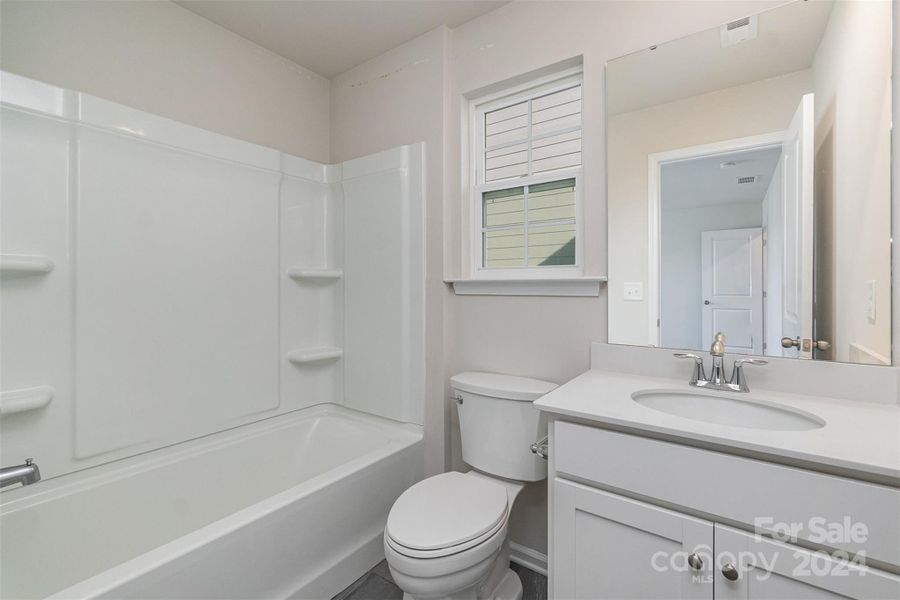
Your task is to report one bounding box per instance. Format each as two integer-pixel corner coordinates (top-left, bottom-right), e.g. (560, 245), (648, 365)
(606, 0), (892, 364)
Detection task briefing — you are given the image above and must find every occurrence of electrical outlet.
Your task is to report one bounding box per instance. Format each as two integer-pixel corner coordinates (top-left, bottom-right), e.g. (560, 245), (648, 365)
(624, 282), (643, 301)
(866, 280), (876, 322)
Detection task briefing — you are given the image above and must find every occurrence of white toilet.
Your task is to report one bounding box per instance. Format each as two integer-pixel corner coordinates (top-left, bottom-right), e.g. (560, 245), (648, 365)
(384, 372), (557, 600)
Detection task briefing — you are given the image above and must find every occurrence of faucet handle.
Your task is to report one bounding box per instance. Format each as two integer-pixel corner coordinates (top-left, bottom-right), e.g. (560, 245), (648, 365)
(674, 353), (707, 385)
(730, 358), (768, 392)
(734, 358), (768, 367)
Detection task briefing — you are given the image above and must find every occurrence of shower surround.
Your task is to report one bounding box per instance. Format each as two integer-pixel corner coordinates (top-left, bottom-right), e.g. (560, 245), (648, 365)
(0, 71), (425, 598)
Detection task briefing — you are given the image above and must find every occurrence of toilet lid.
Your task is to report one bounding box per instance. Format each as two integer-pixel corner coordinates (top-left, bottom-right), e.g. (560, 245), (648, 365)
(386, 472), (508, 551)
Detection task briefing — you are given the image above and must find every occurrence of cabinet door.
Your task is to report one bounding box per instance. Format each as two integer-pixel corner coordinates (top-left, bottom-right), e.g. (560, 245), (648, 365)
(714, 525), (900, 600)
(553, 479), (714, 600)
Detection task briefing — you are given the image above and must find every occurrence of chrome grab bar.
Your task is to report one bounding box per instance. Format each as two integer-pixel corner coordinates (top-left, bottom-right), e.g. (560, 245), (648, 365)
(530, 435), (549, 460)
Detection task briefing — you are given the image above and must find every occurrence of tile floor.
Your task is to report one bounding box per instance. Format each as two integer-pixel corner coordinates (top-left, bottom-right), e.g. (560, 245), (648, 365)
(332, 560), (547, 600)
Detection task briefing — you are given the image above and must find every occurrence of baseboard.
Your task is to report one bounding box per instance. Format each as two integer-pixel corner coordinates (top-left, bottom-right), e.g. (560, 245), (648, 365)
(509, 542), (548, 576)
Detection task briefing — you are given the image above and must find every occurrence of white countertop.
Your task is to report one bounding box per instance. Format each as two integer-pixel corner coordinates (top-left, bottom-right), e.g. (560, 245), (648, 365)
(534, 368), (900, 483)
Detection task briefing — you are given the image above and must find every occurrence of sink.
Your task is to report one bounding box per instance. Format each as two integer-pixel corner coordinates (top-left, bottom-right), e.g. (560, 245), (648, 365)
(631, 389), (825, 431)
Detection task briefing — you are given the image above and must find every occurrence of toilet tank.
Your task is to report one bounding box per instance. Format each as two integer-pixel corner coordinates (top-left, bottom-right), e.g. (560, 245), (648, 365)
(450, 372), (557, 482)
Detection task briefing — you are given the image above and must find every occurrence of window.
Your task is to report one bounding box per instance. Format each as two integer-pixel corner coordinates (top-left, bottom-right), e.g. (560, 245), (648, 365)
(472, 72), (582, 275)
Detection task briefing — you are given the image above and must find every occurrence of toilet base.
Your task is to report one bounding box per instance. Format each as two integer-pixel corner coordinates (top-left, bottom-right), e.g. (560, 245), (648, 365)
(399, 568), (522, 600)
(491, 568), (523, 600)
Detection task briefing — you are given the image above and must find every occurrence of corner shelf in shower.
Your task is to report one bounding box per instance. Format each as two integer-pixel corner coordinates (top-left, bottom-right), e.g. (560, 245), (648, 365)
(287, 347), (343, 365)
(0, 386), (54, 416)
(286, 268), (343, 282)
(0, 254), (54, 275)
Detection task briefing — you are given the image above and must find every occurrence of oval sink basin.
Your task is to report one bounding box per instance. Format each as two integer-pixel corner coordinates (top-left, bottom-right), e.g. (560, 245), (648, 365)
(631, 390), (825, 431)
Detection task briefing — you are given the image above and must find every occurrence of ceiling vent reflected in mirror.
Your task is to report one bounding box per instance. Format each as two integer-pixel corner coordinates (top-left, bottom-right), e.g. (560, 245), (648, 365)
(721, 15), (758, 47)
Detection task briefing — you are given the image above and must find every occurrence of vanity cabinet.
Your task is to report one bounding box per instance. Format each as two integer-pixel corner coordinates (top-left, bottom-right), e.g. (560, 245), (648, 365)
(549, 422), (900, 600)
(713, 525), (900, 600)
(553, 479), (714, 599)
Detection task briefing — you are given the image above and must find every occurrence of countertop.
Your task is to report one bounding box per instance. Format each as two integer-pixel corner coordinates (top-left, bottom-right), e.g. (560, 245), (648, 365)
(534, 368), (900, 484)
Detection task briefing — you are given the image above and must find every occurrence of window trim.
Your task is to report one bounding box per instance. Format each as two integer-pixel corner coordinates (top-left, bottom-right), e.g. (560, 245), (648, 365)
(468, 68), (584, 280)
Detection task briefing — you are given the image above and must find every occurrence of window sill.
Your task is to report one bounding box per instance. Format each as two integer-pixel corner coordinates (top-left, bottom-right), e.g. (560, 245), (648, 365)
(445, 276), (606, 297)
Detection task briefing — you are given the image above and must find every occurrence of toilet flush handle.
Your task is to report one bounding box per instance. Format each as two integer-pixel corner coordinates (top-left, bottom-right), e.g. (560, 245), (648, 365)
(530, 436), (549, 460)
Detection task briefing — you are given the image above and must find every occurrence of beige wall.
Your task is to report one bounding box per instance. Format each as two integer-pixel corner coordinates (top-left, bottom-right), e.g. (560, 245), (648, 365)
(441, 0), (784, 554)
(893, 0), (900, 368)
(607, 70), (814, 346)
(330, 27), (451, 477)
(813, 0), (892, 364)
(0, 0), (330, 162)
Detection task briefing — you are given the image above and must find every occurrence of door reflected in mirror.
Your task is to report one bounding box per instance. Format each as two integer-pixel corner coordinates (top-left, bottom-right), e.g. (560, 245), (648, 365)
(606, 0), (892, 364)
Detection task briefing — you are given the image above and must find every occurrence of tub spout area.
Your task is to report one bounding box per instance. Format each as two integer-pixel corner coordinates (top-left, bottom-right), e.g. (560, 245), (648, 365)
(0, 458), (41, 489)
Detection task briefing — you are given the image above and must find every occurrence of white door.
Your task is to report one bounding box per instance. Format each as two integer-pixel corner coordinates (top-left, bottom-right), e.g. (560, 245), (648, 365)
(701, 228), (763, 355)
(714, 525), (900, 600)
(762, 159), (784, 357)
(553, 480), (714, 600)
(779, 93), (815, 358)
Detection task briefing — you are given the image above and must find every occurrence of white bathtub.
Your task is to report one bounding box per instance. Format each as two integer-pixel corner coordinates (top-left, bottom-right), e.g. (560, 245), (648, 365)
(0, 405), (423, 599)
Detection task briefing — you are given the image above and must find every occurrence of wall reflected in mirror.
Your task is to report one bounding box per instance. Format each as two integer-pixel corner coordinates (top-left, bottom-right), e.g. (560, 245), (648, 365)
(606, 0), (892, 364)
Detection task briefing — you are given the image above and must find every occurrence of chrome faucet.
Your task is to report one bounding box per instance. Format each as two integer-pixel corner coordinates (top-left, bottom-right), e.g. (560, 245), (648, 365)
(675, 332), (767, 392)
(0, 458), (41, 488)
(708, 332), (728, 387)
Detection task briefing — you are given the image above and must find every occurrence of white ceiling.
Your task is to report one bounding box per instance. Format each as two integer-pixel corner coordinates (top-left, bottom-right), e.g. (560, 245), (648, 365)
(661, 146), (782, 211)
(175, 0), (507, 78)
(607, 0), (834, 115)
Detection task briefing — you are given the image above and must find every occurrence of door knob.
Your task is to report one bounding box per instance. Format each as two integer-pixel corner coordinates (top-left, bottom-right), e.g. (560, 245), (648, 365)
(781, 337), (800, 349)
(814, 340), (831, 351)
(687, 553), (703, 570)
(782, 337), (830, 351)
(721, 563), (740, 581)
(704, 300), (711, 305)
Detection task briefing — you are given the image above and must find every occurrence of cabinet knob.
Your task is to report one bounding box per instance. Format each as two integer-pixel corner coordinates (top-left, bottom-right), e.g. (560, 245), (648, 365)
(687, 553), (703, 570)
(721, 563), (740, 581)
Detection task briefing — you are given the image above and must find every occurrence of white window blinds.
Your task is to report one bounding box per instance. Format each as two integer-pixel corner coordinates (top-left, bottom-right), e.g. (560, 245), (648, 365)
(482, 83), (582, 184)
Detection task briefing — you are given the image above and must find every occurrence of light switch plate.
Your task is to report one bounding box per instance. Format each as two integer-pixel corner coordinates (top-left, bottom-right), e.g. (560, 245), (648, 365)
(624, 282), (643, 301)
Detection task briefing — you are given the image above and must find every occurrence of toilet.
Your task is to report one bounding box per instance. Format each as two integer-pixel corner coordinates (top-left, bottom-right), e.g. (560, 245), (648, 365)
(384, 372), (557, 600)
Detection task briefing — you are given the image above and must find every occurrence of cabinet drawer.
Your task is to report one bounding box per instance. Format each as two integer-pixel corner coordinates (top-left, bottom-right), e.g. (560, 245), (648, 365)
(554, 421), (900, 568)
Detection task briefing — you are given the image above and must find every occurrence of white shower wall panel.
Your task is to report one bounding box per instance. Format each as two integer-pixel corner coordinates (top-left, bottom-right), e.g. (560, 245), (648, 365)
(280, 171), (344, 409)
(74, 127), (282, 458)
(342, 145), (425, 425)
(0, 106), (73, 474)
(0, 72), (340, 477)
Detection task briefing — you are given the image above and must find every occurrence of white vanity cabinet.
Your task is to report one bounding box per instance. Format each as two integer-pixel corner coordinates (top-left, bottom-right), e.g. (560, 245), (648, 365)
(713, 525), (900, 600)
(553, 479), (714, 599)
(549, 421), (900, 600)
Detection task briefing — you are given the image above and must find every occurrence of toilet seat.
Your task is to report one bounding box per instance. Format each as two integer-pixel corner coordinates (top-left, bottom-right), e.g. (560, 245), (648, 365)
(386, 511), (507, 559)
(386, 472), (509, 559)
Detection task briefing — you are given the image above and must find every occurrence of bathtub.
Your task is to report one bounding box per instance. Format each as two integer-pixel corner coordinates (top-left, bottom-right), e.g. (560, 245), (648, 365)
(0, 405), (423, 599)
